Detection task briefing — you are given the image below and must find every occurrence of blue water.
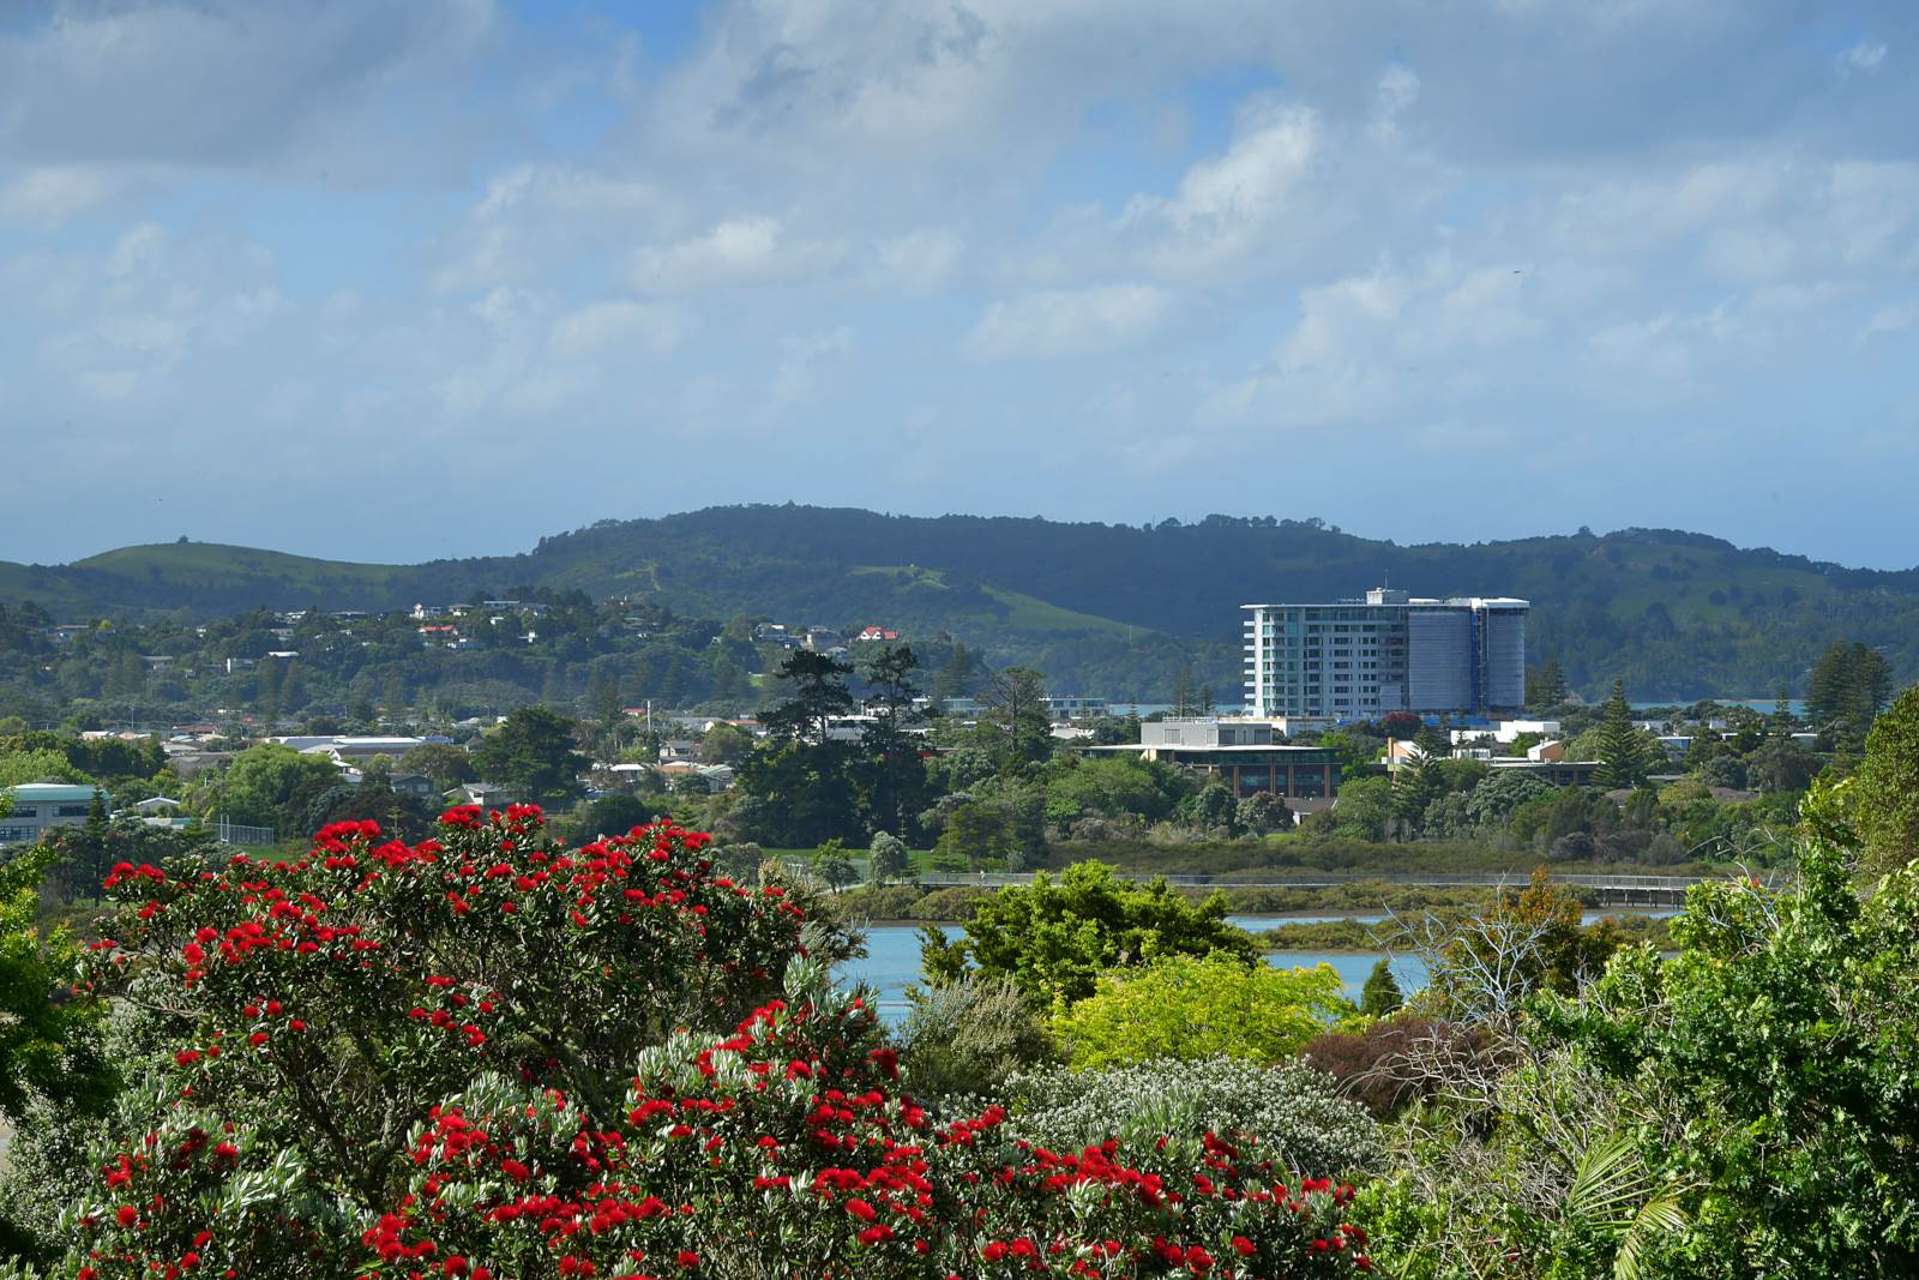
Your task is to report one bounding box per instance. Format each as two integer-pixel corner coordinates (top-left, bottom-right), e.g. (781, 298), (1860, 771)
(839, 924), (1427, 1026)
(842, 910), (1672, 1025)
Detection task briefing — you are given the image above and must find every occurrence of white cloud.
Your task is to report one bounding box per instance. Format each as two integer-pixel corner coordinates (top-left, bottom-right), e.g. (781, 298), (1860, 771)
(1125, 101), (1321, 272)
(4, 0), (1919, 566)
(964, 285), (1169, 360)
(0, 0), (498, 173)
(0, 166), (122, 226)
(1839, 40), (1888, 74)
(1863, 304), (1916, 340)
(1369, 65), (1422, 141)
(874, 228), (963, 291)
(548, 301), (683, 359)
(630, 216), (845, 292)
(773, 327), (855, 403)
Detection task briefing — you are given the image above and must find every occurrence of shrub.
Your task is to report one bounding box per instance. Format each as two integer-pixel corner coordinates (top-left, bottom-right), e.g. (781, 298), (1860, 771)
(45, 810), (1379, 1278)
(898, 975), (1058, 1100)
(934, 862), (1255, 1006)
(1055, 955), (1353, 1070)
(1008, 1057), (1382, 1180)
(1301, 1018), (1500, 1119)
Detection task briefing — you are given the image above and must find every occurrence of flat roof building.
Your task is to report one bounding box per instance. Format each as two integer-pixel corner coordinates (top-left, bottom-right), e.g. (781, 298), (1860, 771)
(1081, 742), (1341, 803)
(1243, 586), (1528, 722)
(1, 783), (108, 846)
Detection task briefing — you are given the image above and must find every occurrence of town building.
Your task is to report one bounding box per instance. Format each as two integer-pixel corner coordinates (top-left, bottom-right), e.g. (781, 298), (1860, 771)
(0, 783), (107, 845)
(1242, 586), (1529, 721)
(1080, 741), (1341, 806)
(1141, 717), (1290, 747)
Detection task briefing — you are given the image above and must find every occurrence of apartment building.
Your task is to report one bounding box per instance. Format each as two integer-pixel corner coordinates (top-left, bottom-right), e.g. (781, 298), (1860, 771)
(1243, 586), (1529, 721)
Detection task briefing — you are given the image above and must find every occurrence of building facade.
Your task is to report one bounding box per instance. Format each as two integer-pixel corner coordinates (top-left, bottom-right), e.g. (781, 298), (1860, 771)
(1083, 742), (1341, 803)
(0, 783), (108, 846)
(1243, 587), (1529, 721)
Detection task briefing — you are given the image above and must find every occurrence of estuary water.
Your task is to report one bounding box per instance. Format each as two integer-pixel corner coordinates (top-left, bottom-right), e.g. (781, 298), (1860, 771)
(839, 910), (1672, 1026)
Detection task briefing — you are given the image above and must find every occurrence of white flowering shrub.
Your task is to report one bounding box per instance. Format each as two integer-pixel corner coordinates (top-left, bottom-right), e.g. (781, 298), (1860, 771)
(1007, 1056), (1382, 1179)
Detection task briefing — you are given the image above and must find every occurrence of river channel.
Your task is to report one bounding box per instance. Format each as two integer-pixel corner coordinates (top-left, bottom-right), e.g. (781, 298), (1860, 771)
(837, 911), (1669, 1025)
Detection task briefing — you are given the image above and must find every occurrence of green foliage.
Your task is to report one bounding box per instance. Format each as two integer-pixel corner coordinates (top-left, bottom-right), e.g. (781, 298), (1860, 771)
(0, 749), (88, 787)
(1237, 789), (1293, 835)
(469, 706), (587, 807)
(397, 742), (475, 789)
(930, 861), (1256, 1007)
(1331, 774), (1392, 841)
(976, 665), (1053, 773)
(1463, 768), (1553, 828)
(865, 830), (908, 884)
(898, 975), (1057, 1099)
(1593, 680), (1652, 789)
(809, 837), (857, 891)
(194, 743), (340, 832)
(1055, 954), (1354, 1069)
(1527, 657), (1569, 710)
(1422, 867), (1622, 1020)
(1854, 684), (1919, 879)
(1806, 639), (1892, 747)
(1372, 839), (1919, 1277)
(0, 844), (112, 1125)
(930, 782), (1043, 870)
(1041, 754), (1185, 833)
(1359, 957), (1403, 1017)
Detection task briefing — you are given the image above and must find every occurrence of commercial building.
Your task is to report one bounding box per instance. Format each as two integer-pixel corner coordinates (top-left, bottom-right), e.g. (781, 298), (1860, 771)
(1242, 587), (1529, 721)
(1082, 740), (1341, 805)
(0, 783), (108, 846)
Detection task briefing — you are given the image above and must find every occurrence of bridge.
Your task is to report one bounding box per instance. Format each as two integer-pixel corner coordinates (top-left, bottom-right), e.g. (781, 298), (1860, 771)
(906, 870), (1776, 909)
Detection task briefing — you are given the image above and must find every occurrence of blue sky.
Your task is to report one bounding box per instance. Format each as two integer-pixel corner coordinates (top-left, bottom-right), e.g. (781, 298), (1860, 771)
(1, 0), (1915, 568)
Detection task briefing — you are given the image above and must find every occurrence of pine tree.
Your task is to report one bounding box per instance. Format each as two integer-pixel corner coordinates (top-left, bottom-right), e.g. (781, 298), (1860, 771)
(1390, 751), (1440, 839)
(1171, 664), (1195, 718)
(1807, 641), (1894, 748)
(1360, 957), (1403, 1017)
(1593, 679), (1649, 789)
(1527, 657), (1569, 709)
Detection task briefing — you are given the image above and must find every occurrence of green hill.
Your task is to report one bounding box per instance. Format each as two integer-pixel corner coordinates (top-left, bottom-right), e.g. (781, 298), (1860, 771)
(4, 508), (1917, 700)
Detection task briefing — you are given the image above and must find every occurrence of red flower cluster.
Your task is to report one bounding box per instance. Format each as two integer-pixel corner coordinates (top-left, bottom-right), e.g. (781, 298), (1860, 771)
(64, 812), (1372, 1279)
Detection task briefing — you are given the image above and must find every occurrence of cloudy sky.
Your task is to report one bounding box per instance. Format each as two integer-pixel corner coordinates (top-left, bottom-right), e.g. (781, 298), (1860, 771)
(2, 0), (1915, 568)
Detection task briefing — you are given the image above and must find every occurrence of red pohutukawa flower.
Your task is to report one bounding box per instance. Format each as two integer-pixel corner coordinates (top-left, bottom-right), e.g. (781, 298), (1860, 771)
(64, 811), (1371, 1278)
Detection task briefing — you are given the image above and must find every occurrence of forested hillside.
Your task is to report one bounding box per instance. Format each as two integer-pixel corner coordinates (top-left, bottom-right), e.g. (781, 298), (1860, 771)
(5, 507), (1916, 699)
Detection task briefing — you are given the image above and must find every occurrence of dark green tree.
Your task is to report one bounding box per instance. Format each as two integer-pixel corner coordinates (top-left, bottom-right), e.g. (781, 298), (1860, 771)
(399, 743), (477, 790)
(470, 706), (588, 808)
(931, 640), (979, 705)
(1807, 641), (1893, 748)
(1592, 679), (1650, 790)
(979, 666), (1053, 774)
(1359, 957), (1403, 1017)
(1526, 657), (1569, 709)
(1171, 664), (1196, 718)
(1855, 685), (1919, 880)
(760, 651), (855, 745)
(860, 644), (931, 838)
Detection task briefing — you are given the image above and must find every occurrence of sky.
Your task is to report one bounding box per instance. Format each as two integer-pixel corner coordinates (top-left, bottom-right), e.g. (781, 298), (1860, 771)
(1, 0), (1916, 569)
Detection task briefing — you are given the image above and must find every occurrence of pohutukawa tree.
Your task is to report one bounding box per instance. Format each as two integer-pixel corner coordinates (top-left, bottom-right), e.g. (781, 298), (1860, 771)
(55, 807), (1375, 1278)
